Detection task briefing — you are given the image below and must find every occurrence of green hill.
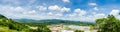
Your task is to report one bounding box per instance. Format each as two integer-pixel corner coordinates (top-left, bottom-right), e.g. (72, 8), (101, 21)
(0, 14), (51, 32)
(0, 14), (29, 32)
(14, 19), (94, 26)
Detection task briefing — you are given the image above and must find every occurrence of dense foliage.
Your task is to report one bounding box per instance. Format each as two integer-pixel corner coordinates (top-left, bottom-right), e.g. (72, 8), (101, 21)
(74, 30), (84, 32)
(0, 14), (51, 32)
(95, 15), (120, 32)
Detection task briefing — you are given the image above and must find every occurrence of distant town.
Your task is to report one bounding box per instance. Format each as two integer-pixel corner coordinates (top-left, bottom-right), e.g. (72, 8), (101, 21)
(29, 24), (98, 32)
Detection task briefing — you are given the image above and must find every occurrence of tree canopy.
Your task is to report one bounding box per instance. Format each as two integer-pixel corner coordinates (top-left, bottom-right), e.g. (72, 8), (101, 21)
(96, 15), (120, 32)
(74, 30), (84, 32)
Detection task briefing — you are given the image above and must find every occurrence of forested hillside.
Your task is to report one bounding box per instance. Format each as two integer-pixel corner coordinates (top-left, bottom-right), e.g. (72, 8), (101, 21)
(0, 14), (51, 32)
(15, 19), (94, 26)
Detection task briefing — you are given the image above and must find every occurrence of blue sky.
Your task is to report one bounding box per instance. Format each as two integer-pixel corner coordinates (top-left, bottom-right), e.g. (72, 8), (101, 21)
(0, 0), (120, 22)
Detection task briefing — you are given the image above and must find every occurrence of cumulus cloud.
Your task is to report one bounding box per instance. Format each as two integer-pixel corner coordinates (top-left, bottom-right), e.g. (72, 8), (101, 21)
(110, 9), (119, 15)
(0, 5), (108, 22)
(93, 7), (99, 11)
(48, 5), (60, 11)
(47, 12), (53, 15)
(109, 9), (120, 20)
(65, 10), (106, 22)
(0, 6), (28, 19)
(85, 13), (105, 22)
(62, 0), (70, 3)
(67, 14), (76, 17)
(83, 14), (105, 22)
(61, 7), (70, 12)
(55, 13), (63, 16)
(48, 5), (70, 12)
(64, 8), (105, 22)
(38, 6), (47, 11)
(74, 8), (87, 16)
(14, 7), (22, 11)
(23, 10), (37, 15)
(66, 15), (105, 22)
(0, 6), (25, 12)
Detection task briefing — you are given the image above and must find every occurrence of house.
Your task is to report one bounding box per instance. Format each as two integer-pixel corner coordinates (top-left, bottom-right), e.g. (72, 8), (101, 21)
(48, 25), (63, 32)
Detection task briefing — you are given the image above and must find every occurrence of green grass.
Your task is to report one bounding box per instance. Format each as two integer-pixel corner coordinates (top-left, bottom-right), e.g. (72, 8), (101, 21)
(0, 26), (26, 32)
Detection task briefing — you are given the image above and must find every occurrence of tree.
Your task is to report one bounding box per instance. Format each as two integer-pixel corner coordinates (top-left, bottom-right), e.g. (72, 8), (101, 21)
(96, 15), (120, 32)
(0, 14), (6, 18)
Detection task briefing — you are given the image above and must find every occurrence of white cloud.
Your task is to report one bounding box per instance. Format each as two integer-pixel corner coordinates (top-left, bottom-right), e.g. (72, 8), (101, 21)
(0, 6), (28, 16)
(67, 14), (76, 17)
(23, 10), (37, 15)
(48, 5), (60, 11)
(47, 12), (53, 15)
(86, 13), (105, 21)
(65, 12), (106, 22)
(1, 6), (25, 12)
(88, 3), (97, 6)
(63, 8), (105, 22)
(74, 9), (87, 16)
(13, 7), (27, 13)
(48, 5), (70, 12)
(38, 6), (47, 11)
(55, 13), (63, 16)
(0, 5), (109, 22)
(62, 0), (70, 3)
(61, 7), (70, 12)
(83, 13), (105, 22)
(110, 9), (119, 15)
(0, 5), (108, 22)
(109, 9), (120, 20)
(0, 6), (29, 19)
(94, 14), (105, 19)
(93, 7), (99, 11)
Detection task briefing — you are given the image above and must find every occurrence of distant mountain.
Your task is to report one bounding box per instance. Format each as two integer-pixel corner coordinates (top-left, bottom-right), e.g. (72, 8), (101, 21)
(14, 19), (87, 23)
(14, 19), (94, 26)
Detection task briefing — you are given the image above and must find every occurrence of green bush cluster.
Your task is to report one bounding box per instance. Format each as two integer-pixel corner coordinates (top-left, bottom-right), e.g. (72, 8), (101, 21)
(96, 15), (120, 32)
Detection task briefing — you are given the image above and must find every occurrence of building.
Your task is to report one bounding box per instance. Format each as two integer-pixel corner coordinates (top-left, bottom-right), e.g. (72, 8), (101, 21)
(48, 25), (63, 32)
